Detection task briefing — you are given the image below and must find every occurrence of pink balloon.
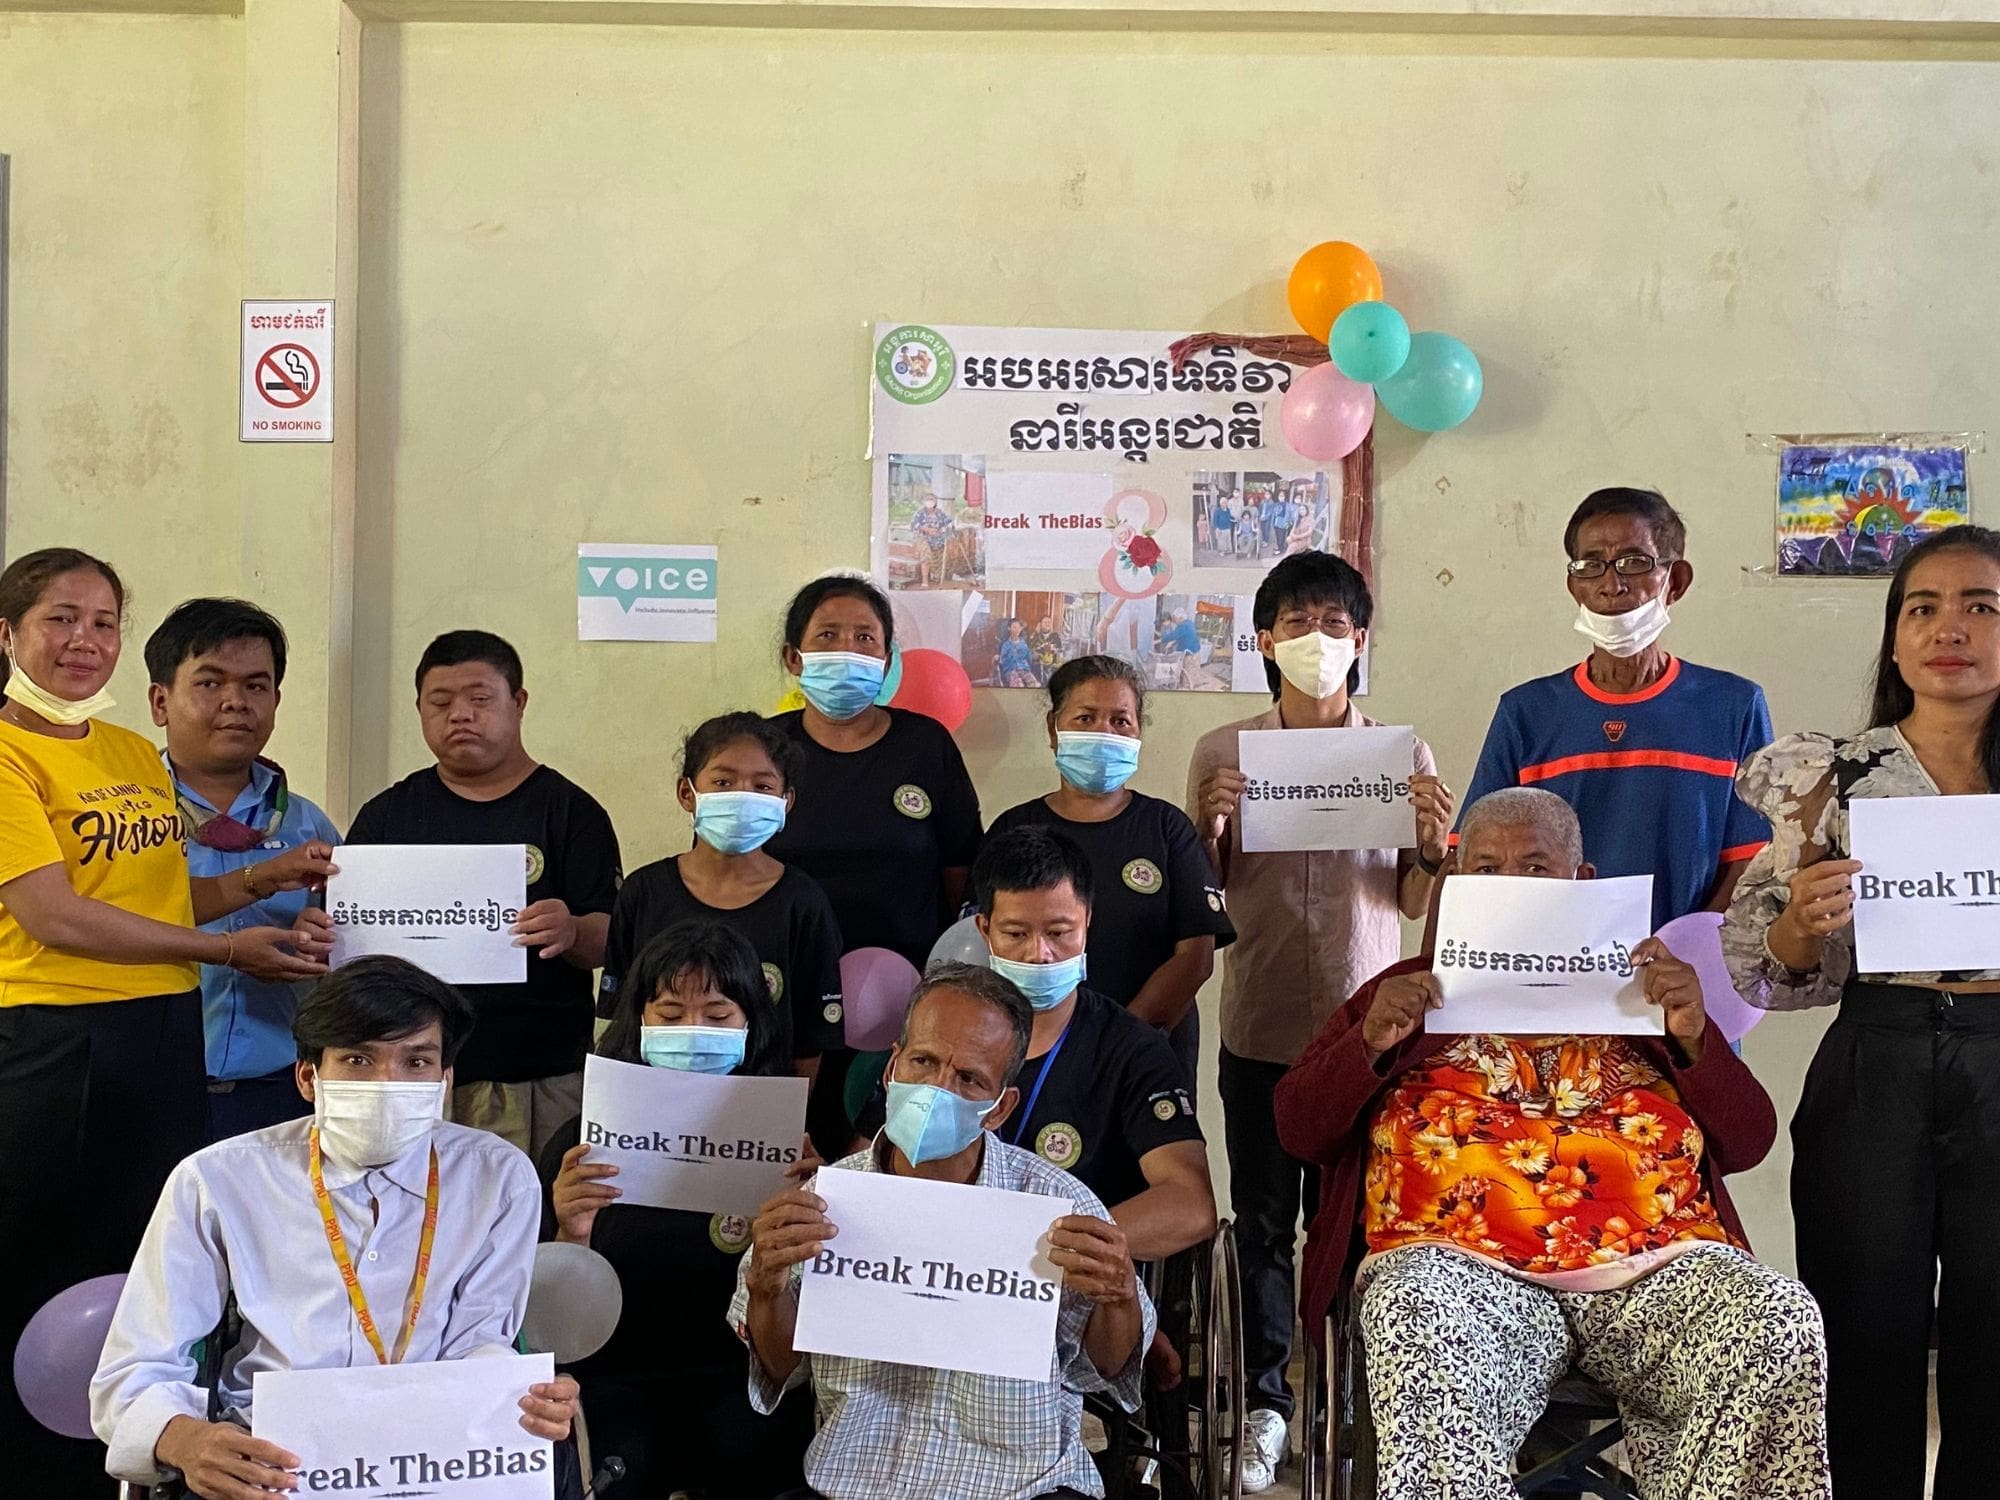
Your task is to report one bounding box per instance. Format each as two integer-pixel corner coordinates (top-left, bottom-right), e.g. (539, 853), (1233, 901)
(889, 648), (973, 732)
(840, 946), (921, 1051)
(1280, 362), (1376, 462)
(13, 1273), (126, 1440)
(1654, 911), (1764, 1044)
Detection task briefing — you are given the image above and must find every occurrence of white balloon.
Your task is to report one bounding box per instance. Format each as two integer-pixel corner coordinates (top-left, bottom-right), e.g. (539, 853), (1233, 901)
(926, 913), (989, 973)
(523, 1241), (623, 1364)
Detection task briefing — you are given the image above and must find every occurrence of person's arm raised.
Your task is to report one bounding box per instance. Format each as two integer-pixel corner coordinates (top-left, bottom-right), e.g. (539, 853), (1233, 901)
(743, 1186), (836, 1387)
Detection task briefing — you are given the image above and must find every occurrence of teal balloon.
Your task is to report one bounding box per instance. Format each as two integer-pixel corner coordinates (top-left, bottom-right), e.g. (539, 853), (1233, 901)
(873, 642), (904, 706)
(1328, 301), (1411, 385)
(1376, 332), (1483, 432)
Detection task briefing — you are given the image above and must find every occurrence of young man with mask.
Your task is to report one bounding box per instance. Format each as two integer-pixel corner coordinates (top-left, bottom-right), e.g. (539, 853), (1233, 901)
(146, 598), (344, 1141)
(1185, 550), (1454, 1493)
(733, 964), (1154, 1500)
(92, 957), (580, 1500)
(1457, 488), (1774, 927)
(346, 631), (622, 1158)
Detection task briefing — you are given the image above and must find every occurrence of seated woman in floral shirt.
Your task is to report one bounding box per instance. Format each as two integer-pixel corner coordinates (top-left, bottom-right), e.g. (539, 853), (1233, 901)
(1275, 788), (1830, 1500)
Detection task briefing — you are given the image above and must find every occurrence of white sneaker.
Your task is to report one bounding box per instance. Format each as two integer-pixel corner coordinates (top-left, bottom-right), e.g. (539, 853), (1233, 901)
(1236, 1453), (1276, 1494)
(1241, 1407), (1288, 1491)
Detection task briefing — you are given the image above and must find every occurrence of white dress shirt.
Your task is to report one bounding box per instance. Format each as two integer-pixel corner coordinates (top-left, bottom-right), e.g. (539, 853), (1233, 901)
(91, 1116), (539, 1485)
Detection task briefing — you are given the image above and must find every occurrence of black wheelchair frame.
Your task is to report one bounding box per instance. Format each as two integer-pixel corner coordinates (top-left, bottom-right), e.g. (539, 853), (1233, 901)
(1090, 1218), (1248, 1500)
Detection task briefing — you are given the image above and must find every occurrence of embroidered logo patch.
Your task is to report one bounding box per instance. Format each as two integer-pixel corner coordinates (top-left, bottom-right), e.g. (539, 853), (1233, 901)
(1122, 858), (1163, 894)
(823, 1002), (844, 1025)
(1035, 1122), (1083, 1169)
(893, 784), (933, 820)
(762, 963), (785, 1003)
(524, 844), (547, 884)
(1152, 1098), (1178, 1122)
(709, 1213), (753, 1254)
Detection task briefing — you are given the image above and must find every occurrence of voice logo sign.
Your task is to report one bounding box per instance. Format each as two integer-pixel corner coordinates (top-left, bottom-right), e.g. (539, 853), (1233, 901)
(577, 544), (720, 643)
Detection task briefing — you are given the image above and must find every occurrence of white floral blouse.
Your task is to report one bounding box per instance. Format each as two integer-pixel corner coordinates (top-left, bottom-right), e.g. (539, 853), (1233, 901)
(1721, 726), (2000, 1009)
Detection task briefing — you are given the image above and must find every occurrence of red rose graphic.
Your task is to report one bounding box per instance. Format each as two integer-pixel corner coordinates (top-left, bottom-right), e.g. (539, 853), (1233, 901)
(1125, 533), (1162, 570)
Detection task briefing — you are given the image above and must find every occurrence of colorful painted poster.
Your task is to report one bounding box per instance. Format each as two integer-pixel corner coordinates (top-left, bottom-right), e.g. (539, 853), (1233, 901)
(1776, 440), (1971, 578)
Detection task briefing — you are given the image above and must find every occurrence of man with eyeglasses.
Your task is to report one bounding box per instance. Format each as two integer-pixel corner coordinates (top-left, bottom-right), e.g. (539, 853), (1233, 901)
(1185, 550), (1453, 1493)
(1456, 487), (1774, 928)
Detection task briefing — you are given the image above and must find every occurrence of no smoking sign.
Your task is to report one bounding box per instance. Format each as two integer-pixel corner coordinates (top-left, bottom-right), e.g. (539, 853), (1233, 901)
(240, 300), (334, 443)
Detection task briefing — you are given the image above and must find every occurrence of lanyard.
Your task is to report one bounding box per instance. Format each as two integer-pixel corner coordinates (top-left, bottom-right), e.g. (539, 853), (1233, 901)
(1008, 1021), (1074, 1147)
(308, 1129), (440, 1366)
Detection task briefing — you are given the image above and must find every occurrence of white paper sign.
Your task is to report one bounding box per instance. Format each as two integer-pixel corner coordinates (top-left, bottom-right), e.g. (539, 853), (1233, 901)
(1430, 875), (1659, 1035)
(579, 1055), (808, 1217)
(1236, 726), (1415, 853)
(1850, 794), (2000, 972)
(794, 1167), (1068, 1382)
(982, 471), (1118, 577)
(327, 844), (527, 985)
(240, 300), (334, 443)
(577, 543), (719, 642)
(253, 1353), (555, 1498)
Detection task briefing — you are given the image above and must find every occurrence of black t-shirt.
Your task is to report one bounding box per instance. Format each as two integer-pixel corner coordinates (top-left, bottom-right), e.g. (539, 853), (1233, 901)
(536, 1114), (751, 1382)
(987, 792), (1235, 1007)
(1003, 988), (1204, 1210)
(345, 765), (622, 1085)
(765, 709), (983, 968)
(600, 857), (845, 1059)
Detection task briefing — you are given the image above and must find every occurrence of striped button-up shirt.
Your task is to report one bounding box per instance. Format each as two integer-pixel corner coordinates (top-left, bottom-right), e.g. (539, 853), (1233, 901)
(729, 1136), (1154, 1500)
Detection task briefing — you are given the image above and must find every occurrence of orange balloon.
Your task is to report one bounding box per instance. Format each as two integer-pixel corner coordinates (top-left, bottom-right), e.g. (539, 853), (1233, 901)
(1287, 242), (1384, 343)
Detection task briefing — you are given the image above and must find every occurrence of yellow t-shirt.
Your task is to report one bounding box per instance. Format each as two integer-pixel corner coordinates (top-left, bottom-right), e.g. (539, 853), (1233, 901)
(0, 718), (199, 1006)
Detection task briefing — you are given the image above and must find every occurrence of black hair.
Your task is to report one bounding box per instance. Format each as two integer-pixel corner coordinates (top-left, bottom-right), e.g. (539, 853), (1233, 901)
(1046, 653), (1146, 722)
(414, 629), (524, 698)
(780, 575), (895, 654)
(901, 961), (1034, 1086)
(596, 919), (791, 1076)
(293, 956), (478, 1067)
(1869, 524), (2000, 794)
(1252, 549), (1372, 699)
(0, 547), (126, 696)
(144, 597), (290, 689)
(971, 825), (1096, 917)
(1563, 487), (1687, 562)
(679, 711), (804, 789)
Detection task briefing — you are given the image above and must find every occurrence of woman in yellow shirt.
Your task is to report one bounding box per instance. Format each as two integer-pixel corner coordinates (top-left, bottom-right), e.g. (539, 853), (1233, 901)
(0, 548), (332, 1489)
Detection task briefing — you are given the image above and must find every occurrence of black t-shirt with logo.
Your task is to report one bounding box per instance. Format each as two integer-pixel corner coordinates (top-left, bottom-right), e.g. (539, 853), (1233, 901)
(987, 792), (1236, 1007)
(1003, 988), (1204, 1210)
(344, 765), (622, 1085)
(765, 709), (983, 968)
(599, 856), (846, 1060)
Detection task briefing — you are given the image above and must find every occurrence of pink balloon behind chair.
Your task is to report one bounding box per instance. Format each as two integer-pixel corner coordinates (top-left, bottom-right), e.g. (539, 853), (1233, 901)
(1654, 910), (1764, 1044)
(841, 946), (921, 1051)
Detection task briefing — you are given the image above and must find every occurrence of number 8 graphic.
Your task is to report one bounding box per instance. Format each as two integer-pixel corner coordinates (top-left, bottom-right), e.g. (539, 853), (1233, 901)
(1098, 487), (1172, 599)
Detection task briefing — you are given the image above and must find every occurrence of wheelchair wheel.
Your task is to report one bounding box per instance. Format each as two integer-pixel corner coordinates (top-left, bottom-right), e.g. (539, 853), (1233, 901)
(1190, 1219), (1246, 1500)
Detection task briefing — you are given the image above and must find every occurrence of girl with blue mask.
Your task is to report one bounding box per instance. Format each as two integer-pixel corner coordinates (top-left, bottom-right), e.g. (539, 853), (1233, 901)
(542, 918), (815, 1496)
(600, 712), (849, 1109)
(987, 655), (1236, 1088)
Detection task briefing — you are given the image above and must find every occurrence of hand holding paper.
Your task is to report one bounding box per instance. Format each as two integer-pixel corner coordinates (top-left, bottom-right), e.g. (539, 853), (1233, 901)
(326, 843), (528, 985)
(1236, 726), (1418, 853)
(1847, 795), (2000, 972)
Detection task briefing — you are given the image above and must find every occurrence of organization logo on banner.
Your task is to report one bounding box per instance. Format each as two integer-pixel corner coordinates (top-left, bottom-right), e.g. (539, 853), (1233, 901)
(875, 325), (956, 406)
(577, 554), (718, 613)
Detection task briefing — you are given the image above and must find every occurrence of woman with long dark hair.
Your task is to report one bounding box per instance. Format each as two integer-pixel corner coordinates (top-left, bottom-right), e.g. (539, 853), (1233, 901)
(540, 919), (811, 1498)
(1723, 523), (2000, 1499)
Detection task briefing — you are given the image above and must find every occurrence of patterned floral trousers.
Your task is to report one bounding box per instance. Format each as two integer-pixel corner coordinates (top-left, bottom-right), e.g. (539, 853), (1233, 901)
(1357, 1243), (1830, 1500)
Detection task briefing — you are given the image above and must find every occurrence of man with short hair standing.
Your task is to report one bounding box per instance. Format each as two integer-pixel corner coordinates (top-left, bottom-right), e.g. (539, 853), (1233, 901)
(147, 597), (343, 1141)
(1457, 487), (1775, 927)
(345, 630), (621, 1157)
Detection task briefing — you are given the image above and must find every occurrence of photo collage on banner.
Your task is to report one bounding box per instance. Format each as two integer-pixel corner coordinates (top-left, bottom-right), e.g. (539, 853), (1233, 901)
(869, 324), (1377, 695)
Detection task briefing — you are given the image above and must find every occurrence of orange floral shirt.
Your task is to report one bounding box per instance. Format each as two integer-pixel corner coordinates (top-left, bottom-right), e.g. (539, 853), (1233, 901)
(1363, 1034), (1736, 1274)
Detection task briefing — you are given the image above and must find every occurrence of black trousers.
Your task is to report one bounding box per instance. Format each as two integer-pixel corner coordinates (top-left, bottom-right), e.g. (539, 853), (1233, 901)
(205, 1067), (312, 1142)
(581, 1367), (811, 1498)
(0, 991), (205, 1493)
(1218, 1046), (1317, 1421)
(1792, 980), (2000, 1500)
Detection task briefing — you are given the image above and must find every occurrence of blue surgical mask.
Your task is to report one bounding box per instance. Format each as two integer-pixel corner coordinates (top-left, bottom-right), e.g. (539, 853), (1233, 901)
(1054, 731), (1141, 795)
(988, 951), (1088, 1011)
(798, 652), (886, 722)
(692, 790), (788, 856)
(883, 1080), (999, 1164)
(640, 1025), (748, 1075)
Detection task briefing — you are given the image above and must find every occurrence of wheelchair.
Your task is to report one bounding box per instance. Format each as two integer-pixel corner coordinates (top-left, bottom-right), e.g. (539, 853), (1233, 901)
(1297, 1284), (1640, 1500)
(1089, 1218), (1247, 1500)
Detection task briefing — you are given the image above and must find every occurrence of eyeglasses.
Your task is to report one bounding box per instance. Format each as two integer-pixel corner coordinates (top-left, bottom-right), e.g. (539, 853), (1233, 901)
(1567, 553), (1670, 581)
(1275, 611), (1356, 638)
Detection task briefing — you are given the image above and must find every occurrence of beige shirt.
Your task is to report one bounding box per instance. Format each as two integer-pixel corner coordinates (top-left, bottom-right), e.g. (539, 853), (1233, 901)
(1185, 701), (1436, 1066)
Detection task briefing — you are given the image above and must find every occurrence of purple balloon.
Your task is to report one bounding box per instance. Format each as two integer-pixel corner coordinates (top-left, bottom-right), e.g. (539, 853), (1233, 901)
(13, 1273), (126, 1441)
(840, 946), (921, 1052)
(1654, 911), (1764, 1044)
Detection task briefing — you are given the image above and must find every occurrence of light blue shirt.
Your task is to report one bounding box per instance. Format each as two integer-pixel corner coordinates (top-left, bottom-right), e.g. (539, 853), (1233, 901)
(172, 758), (343, 1081)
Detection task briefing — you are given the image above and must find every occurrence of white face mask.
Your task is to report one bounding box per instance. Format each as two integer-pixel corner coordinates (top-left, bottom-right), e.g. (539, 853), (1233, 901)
(3, 653), (116, 727)
(312, 1079), (445, 1170)
(1272, 631), (1357, 700)
(1573, 596), (1671, 658)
